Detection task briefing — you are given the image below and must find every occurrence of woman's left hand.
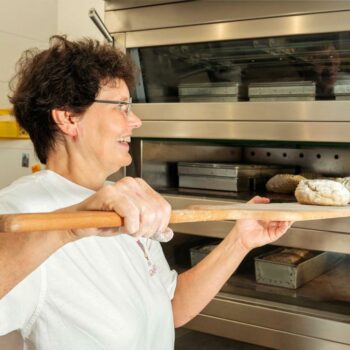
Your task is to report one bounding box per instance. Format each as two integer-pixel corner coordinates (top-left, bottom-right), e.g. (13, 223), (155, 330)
(232, 196), (293, 252)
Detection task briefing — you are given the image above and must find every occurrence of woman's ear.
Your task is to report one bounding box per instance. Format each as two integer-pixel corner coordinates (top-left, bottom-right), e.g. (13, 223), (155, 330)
(51, 109), (78, 137)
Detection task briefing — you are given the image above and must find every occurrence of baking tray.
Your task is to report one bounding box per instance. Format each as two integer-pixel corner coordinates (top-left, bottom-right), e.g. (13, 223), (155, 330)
(248, 81), (316, 101)
(178, 82), (242, 96)
(179, 174), (265, 191)
(179, 95), (240, 102)
(177, 162), (295, 178)
(178, 162), (295, 192)
(190, 244), (218, 266)
(255, 248), (345, 289)
(250, 96), (315, 101)
(334, 80), (350, 100)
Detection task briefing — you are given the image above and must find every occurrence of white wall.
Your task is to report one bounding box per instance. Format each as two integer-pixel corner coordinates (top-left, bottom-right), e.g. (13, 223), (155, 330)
(57, 0), (105, 40)
(0, 0), (105, 186)
(0, 0), (105, 108)
(0, 0), (58, 193)
(0, 0), (57, 108)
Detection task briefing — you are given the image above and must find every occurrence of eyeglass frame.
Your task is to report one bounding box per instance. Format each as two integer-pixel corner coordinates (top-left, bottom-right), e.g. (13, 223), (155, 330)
(94, 97), (132, 116)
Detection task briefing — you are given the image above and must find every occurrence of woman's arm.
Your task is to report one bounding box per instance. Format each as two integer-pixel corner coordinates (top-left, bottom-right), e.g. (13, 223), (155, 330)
(171, 196), (292, 327)
(0, 229), (73, 299)
(0, 177), (171, 299)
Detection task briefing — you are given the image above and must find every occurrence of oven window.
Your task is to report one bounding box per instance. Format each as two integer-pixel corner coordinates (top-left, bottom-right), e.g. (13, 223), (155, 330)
(129, 31), (350, 102)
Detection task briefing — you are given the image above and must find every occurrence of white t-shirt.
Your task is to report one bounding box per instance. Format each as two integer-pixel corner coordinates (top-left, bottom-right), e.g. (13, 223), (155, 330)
(0, 170), (177, 350)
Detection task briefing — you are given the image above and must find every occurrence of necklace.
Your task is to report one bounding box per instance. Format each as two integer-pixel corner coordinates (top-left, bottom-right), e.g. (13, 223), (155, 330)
(136, 240), (157, 276)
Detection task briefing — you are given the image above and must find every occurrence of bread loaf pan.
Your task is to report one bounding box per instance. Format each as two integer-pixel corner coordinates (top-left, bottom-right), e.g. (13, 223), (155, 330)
(255, 248), (345, 289)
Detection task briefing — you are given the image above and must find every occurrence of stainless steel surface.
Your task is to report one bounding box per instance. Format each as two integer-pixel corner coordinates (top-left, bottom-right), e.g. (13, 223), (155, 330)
(275, 227), (350, 254)
(117, 11), (350, 48)
(132, 101), (350, 121)
(133, 120), (350, 143)
(138, 140), (242, 163)
(335, 80), (350, 98)
(106, 2), (350, 347)
(179, 96), (241, 102)
(105, 0), (188, 11)
(113, 33), (126, 53)
(105, 2), (350, 34)
(243, 147), (350, 177)
(175, 329), (269, 350)
(177, 162), (287, 192)
(88, 8), (114, 44)
(128, 140), (243, 187)
(185, 293), (350, 348)
(179, 175), (255, 192)
(255, 249), (344, 289)
(248, 81), (316, 100)
(177, 163), (292, 178)
(178, 82), (241, 97)
(187, 313), (349, 350)
(190, 244), (217, 267)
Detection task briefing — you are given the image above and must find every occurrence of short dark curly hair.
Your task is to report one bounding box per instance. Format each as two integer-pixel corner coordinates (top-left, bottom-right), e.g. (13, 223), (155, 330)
(9, 35), (136, 164)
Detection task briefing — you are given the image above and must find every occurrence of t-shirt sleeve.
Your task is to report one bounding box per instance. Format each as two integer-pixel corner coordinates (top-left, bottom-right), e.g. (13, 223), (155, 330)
(0, 202), (44, 336)
(0, 268), (44, 336)
(148, 240), (178, 299)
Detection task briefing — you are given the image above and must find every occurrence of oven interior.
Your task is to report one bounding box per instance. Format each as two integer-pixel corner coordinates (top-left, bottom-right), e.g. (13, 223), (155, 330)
(125, 139), (350, 321)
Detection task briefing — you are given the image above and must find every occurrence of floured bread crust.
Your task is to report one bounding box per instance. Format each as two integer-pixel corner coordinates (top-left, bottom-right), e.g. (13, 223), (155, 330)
(266, 174), (306, 194)
(295, 179), (350, 206)
(335, 177), (350, 193)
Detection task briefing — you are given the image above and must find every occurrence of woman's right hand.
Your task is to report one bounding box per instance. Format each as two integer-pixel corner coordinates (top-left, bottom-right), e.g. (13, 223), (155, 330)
(62, 177), (173, 241)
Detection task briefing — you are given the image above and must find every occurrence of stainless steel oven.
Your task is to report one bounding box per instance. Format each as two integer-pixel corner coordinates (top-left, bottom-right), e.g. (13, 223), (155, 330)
(105, 1), (350, 349)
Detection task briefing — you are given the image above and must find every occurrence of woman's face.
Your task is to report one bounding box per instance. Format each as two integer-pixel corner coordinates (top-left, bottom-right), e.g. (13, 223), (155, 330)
(76, 78), (141, 175)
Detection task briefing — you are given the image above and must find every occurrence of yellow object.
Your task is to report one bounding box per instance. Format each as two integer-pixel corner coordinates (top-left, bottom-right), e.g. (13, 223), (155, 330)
(0, 109), (12, 116)
(0, 120), (29, 139)
(31, 163), (41, 173)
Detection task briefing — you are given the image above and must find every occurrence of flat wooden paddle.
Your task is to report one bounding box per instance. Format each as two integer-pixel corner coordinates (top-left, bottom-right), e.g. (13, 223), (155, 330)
(1, 203), (350, 234)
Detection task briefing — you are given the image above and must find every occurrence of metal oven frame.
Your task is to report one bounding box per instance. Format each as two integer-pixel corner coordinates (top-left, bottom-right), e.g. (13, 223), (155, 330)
(105, 2), (350, 348)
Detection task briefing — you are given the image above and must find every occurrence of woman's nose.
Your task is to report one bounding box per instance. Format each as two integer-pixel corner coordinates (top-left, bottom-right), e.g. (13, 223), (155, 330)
(128, 110), (142, 129)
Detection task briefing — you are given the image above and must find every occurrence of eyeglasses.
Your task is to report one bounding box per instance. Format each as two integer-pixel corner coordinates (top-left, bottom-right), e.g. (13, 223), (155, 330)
(94, 97), (132, 116)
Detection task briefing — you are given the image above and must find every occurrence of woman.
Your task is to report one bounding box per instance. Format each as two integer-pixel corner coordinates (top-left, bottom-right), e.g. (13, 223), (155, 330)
(0, 36), (291, 350)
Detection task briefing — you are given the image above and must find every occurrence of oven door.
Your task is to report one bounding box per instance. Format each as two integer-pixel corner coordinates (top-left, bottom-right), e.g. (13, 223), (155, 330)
(106, 5), (350, 143)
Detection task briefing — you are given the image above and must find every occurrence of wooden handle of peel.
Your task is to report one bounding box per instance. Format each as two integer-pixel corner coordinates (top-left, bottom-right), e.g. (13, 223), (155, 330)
(0, 209), (238, 234)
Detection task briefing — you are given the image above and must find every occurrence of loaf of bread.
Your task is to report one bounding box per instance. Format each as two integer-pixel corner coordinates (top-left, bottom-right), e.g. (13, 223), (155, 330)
(264, 253), (302, 264)
(266, 174), (306, 194)
(335, 177), (350, 192)
(263, 248), (313, 265)
(295, 179), (350, 206)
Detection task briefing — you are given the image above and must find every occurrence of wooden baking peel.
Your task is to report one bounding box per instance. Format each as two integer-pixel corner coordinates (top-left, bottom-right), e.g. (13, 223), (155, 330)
(1, 203), (350, 234)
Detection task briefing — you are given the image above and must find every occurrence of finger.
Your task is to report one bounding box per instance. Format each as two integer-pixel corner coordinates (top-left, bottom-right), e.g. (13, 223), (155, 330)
(118, 201), (141, 234)
(248, 196), (270, 204)
(112, 178), (151, 235)
(95, 227), (121, 237)
(152, 228), (174, 242)
(107, 189), (141, 234)
(135, 178), (171, 234)
(133, 183), (160, 236)
(139, 208), (159, 237)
